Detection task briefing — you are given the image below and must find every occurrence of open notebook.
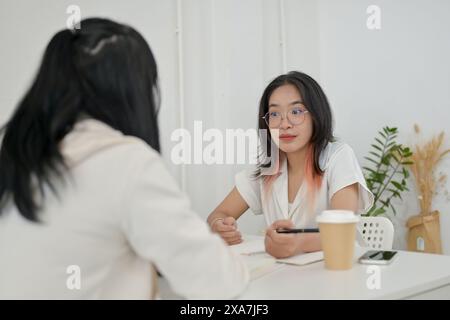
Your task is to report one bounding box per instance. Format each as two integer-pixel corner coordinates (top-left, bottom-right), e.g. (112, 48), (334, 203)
(231, 238), (324, 279)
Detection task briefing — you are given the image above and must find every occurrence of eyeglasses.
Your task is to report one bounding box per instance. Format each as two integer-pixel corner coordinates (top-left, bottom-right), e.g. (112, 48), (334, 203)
(262, 106), (309, 128)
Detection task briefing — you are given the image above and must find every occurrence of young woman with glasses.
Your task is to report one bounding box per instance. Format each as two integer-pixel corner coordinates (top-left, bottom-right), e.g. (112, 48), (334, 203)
(207, 71), (374, 259)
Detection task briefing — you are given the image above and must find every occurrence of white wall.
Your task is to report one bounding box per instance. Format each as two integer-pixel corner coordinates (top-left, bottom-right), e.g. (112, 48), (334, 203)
(1, 0), (449, 253)
(317, 0), (450, 253)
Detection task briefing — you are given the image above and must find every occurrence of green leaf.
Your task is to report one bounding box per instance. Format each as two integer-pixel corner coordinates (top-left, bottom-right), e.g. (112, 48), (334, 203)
(380, 199), (390, 207)
(402, 149), (413, 157)
(387, 141), (396, 149)
(364, 157), (379, 166)
(377, 171), (387, 180)
(391, 153), (400, 163)
(387, 188), (402, 200)
(391, 181), (403, 190)
(390, 203), (397, 215)
(371, 144), (383, 152)
(387, 134), (398, 142)
(402, 167), (410, 178)
(372, 208), (386, 216)
(363, 166), (377, 174)
(381, 155), (391, 166)
(369, 151), (382, 159)
(374, 137), (385, 146)
(388, 127), (398, 133)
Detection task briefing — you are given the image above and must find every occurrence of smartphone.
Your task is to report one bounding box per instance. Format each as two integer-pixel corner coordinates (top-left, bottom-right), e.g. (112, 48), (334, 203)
(358, 250), (398, 265)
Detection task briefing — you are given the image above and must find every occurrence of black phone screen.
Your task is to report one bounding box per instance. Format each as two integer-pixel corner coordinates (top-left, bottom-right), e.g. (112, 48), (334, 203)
(361, 250), (397, 261)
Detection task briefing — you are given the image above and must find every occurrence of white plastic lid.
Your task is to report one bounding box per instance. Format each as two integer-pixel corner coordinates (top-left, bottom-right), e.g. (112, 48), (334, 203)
(316, 210), (360, 224)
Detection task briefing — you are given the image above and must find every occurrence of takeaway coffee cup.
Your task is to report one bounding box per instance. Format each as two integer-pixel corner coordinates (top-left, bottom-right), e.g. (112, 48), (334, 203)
(316, 210), (360, 270)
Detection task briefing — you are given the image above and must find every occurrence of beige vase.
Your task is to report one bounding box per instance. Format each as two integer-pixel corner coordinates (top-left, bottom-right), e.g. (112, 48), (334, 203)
(406, 210), (442, 254)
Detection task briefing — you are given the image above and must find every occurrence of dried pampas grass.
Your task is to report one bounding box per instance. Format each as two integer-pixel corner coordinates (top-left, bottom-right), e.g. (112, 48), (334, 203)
(410, 125), (450, 215)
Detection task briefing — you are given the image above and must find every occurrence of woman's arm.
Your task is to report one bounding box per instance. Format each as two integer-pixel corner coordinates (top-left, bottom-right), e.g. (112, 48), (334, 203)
(330, 183), (359, 212)
(207, 187), (249, 245)
(265, 183), (360, 258)
(207, 187), (248, 225)
(123, 147), (249, 299)
(299, 182), (360, 252)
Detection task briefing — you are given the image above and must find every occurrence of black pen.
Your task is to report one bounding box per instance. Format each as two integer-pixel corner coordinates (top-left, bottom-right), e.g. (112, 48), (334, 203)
(276, 228), (319, 234)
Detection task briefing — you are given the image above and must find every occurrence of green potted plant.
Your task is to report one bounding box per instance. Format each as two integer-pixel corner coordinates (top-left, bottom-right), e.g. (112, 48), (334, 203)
(363, 126), (414, 217)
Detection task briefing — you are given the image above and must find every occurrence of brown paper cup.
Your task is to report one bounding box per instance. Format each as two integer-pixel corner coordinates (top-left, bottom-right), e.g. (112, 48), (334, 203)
(319, 222), (357, 270)
(317, 210), (359, 271)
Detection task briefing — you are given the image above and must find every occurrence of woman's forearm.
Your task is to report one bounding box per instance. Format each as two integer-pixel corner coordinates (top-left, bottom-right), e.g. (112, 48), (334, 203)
(207, 187), (248, 228)
(207, 211), (229, 228)
(298, 233), (322, 253)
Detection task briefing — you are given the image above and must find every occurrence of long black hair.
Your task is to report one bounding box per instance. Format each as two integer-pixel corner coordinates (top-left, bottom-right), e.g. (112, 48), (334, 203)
(257, 71), (334, 178)
(0, 18), (160, 221)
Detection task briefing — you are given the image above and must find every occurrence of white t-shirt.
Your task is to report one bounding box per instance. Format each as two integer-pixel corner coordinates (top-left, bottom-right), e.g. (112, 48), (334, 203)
(235, 141), (374, 227)
(0, 119), (248, 299)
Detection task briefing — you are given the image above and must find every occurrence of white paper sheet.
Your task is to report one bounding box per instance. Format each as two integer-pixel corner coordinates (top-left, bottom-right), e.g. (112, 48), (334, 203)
(230, 238), (266, 256)
(231, 237), (324, 277)
(276, 251), (324, 266)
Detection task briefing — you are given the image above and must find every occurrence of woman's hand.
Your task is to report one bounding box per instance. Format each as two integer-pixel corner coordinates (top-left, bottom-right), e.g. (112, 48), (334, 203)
(264, 219), (302, 258)
(211, 216), (243, 245)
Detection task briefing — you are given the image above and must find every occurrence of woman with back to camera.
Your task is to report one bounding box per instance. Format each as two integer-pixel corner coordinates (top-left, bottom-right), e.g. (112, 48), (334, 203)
(0, 18), (248, 299)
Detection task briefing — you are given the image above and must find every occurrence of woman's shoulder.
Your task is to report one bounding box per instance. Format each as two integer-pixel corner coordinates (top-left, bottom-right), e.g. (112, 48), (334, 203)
(319, 140), (355, 170)
(61, 118), (161, 168)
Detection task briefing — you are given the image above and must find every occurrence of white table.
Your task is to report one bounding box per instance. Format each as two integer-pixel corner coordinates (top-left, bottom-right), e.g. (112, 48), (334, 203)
(158, 236), (450, 300)
(238, 236), (450, 300)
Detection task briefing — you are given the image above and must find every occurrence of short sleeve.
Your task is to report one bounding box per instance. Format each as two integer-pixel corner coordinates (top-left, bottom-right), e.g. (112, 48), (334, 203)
(235, 169), (263, 215)
(326, 144), (374, 214)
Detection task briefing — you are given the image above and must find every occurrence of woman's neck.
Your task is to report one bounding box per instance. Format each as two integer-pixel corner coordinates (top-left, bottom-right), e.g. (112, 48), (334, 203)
(286, 145), (310, 173)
